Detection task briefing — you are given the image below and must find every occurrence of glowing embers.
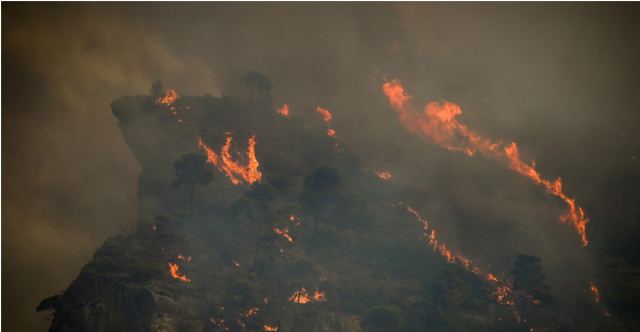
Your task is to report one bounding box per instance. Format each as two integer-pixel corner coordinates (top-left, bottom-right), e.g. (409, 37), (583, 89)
(197, 135), (262, 185)
(263, 325), (278, 331)
(168, 262), (191, 283)
(382, 79), (589, 247)
(240, 307), (259, 318)
(590, 281), (601, 303)
(276, 104), (290, 117)
(375, 170), (392, 181)
(288, 288), (326, 304)
(316, 106), (337, 137)
(273, 226), (293, 242)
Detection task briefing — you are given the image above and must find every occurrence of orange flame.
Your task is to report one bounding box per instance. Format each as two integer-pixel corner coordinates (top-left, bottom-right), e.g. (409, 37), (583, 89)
(263, 325), (278, 331)
(316, 106), (337, 137)
(590, 282), (601, 303)
(157, 89), (179, 105)
(383, 79), (589, 246)
(288, 287), (326, 304)
(375, 170), (392, 181)
(289, 288), (311, 304)
(277, 104), (290, 117)
(273, 226), (294, 242)
(312, 290), (326, 302)
(168, 262), (191, 283)
(197, 135), (262, 185)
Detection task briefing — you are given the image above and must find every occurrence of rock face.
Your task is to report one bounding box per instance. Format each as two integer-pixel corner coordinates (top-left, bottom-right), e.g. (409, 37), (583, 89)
(38, 77), (554, 332)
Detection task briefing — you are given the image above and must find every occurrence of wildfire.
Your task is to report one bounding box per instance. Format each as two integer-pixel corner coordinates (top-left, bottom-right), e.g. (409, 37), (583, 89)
(316, 106), (337, 137)
(263, 325), (278, 331)
(590, 282), (601, 303)
(277, 104), (290, 117)
(156, 89), (178, 105)
(168, 262), (191, 283)
(273, 226), (294, 242)
(487, 273), (499, 282)
(383, 79), (589, 246)
(288, 288), (326, 304)
(375, 170), (392, 181)
(197, 135), (262, 185)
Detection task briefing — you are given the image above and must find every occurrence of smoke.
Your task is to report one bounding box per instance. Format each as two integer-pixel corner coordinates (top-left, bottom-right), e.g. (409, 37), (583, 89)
(3, 3), (640, 331)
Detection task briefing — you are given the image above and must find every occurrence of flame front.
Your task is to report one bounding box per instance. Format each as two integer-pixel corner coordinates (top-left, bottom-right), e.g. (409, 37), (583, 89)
(383, 79), (589, 246)
(197, 135), (262, 185)
(168, 262), (191, 283)
(403, 204), (512, 304)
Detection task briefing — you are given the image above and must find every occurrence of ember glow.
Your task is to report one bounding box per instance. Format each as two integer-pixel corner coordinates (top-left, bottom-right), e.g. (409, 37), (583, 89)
(590, 282), (601, 303)
(316, 106), (337, 137)
(383, 79), (589, 246)
(197, 135), (262, 185)
(263, 325), (278, 331)
(276, 103), (289, 117)
(375, 170), (392, 181)
(168, 262), (191, 283)
(240, 307), (259, 318)
(273, 226), (293, 242)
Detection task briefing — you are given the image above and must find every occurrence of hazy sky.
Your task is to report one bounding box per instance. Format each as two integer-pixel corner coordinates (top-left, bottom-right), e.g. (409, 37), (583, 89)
(3, 3), (640, 331)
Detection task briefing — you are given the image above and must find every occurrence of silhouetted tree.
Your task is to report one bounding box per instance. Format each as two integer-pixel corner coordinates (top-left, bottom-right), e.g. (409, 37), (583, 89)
(150, 79), (165, 100)
(511, 254), (553, 304)
(174, 153), (212, 220)
(362, 305), (404, 332)
(300, 166), (341, 252)
(241, 71), (272, 109)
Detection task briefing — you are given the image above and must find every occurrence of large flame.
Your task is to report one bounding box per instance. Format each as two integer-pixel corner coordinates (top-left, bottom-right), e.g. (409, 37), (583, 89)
(168, 262), (191, 283)
(197, 135), (262, 185)
(383, 79), (589, 246)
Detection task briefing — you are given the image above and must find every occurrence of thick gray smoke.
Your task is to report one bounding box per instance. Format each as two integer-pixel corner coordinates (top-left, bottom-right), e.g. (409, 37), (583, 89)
(3, 3), (640, 331)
